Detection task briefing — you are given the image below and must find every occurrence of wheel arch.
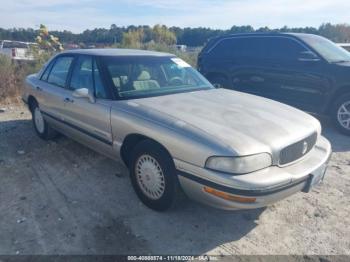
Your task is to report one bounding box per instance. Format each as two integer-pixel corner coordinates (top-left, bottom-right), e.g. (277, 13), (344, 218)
(326, 85), (350, 114)
(27, 95), (38, 113)
(120, 133), (173, 168)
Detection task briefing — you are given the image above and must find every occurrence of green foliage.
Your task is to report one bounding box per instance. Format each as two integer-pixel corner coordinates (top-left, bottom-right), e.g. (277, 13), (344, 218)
(142, 42), (199, 67)
(120, 25), (176, 47)
(319, 23), (350, 42)
(122, 29), (145, 48)
(152, 25), (176, 45)
(117, 25), (197, 67)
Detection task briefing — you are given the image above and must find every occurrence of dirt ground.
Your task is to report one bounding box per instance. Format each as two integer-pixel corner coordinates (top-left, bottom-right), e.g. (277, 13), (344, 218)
(0, 104), (349, 256)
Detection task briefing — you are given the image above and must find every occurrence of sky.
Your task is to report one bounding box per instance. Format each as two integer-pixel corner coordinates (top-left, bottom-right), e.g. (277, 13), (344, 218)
(1, 0), (349, 33)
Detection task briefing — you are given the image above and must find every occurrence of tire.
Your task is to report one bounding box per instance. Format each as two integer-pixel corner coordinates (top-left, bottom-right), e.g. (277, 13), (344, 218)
(129, 140), (178, 211)
(30, 101), (58, 140)
(208, 75), (229, 89)
(331, 93), (350, 135)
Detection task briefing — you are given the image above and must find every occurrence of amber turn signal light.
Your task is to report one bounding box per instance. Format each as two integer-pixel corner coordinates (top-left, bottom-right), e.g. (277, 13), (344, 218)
(203, 186), (256, 203)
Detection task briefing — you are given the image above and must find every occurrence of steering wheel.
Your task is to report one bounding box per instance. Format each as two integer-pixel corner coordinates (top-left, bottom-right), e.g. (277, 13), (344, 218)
(169, 76), (184, 86)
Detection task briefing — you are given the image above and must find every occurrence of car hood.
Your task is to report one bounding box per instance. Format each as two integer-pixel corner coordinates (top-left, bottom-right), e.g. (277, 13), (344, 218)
(130, 88), (321, 157)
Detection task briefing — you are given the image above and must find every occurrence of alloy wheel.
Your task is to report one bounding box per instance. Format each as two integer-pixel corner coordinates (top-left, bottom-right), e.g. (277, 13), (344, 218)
(337, 101), (350, 130)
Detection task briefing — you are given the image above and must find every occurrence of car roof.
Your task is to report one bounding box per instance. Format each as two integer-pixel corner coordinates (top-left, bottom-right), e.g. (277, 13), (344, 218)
(210, 32), (318, 40)
(61, 48), (174, 57)
(200, 32), (318, 53)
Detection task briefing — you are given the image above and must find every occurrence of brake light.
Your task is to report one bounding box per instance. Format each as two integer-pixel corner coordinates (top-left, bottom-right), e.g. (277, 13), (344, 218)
(11, 48), (16, 57)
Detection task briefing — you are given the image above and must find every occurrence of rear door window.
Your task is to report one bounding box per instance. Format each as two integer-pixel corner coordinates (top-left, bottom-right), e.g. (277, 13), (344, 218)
(47, 56), (74, 87)
(263, 37), (307, 60)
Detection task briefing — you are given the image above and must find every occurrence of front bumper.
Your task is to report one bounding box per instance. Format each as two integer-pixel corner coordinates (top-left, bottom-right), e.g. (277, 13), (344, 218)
(175, 135), (332, 210)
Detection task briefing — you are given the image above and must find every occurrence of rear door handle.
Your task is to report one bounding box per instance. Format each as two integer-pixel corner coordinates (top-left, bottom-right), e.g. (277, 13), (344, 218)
(64, 97), (74, 103)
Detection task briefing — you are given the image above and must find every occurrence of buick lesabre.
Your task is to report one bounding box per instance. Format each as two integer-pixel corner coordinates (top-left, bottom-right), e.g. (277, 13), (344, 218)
(23, 49), (332, 211)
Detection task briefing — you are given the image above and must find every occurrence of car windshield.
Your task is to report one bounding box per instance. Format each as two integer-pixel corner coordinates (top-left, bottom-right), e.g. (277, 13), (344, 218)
(299, 34), (350, 63)
(102, 56), (213, 99)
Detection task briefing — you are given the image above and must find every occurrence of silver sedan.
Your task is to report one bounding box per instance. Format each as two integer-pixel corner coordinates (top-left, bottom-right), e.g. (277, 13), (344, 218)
(23, 49), (332, 211)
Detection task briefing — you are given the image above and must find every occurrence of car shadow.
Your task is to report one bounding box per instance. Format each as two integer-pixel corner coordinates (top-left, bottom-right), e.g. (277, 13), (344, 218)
(318, 117), (350, 152)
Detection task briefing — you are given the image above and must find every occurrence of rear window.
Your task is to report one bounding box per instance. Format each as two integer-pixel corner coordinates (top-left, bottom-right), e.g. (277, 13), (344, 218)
(47, 56), (74, 88)
(2, 41), (28, 49)
(208, 37), (265, 59)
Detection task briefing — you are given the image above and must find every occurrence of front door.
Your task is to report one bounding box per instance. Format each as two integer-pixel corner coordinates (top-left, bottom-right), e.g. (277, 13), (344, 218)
(60, 55), (115, 159)
(233, 36), (330, 113)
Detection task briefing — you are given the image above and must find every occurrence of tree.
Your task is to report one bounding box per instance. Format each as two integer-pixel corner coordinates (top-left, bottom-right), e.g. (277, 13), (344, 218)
(122, 28), (144, 48)
(1, 23), (350, 48)
(152, 24), (176, 45)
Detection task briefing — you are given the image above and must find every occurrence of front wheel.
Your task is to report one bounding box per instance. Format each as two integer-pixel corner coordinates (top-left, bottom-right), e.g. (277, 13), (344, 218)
(332, 93), (350, 135)
(129, 140), (178, 211)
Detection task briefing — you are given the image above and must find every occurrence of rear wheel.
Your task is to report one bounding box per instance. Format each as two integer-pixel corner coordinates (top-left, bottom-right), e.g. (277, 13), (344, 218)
(332, 93), (350, 135)
(129, 140), (178, 211)
(30, 101), (58, 140)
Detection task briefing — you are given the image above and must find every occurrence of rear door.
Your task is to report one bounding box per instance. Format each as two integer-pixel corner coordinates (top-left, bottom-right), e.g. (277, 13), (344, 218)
(36, 55), (75, 124)
(206, 37), (272, 95)
(60, 55), (116, 158)
(222, 37), (268, 95)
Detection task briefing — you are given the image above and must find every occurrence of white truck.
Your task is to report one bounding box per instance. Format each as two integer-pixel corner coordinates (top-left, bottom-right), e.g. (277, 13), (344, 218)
(0, 40), (36, 61)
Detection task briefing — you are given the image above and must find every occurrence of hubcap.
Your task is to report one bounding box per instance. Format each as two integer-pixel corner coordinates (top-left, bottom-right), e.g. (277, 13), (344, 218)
(34, 107), (45, 134)
(337, 101), (350, 130)
(135, 154), (165, 200)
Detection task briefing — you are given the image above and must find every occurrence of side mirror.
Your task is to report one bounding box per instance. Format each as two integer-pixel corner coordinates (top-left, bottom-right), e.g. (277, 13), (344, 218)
(72, 88), (96, 103)
(298, 51), (320, 62)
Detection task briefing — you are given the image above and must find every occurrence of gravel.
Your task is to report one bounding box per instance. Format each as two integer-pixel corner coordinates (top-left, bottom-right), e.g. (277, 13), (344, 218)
(0, 104), (349, 255)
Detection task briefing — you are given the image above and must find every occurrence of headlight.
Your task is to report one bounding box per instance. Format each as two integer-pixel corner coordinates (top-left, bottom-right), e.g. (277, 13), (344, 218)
(205, 153), (272, 174)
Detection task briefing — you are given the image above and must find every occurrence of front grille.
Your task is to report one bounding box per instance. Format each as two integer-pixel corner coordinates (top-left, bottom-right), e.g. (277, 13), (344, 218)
(279, 132), (317, 165)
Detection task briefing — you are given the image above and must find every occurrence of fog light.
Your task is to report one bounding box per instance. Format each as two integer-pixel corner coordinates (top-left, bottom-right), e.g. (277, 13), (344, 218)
(203, 186), (256, 203)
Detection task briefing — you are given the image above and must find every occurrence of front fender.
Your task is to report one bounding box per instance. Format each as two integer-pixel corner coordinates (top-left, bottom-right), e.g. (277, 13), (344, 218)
(110, 101), (236, 167)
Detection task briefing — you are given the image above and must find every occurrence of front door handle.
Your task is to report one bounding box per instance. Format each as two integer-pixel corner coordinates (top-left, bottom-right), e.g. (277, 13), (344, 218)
(36, 86), (42, 91)
(64, 97), (74, 103)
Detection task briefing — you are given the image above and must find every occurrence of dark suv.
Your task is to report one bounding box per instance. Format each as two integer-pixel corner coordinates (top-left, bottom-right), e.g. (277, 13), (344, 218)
(198, 33), (350, 135)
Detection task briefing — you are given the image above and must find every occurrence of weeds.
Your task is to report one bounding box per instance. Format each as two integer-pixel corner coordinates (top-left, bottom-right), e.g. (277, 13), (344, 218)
(0, 54), (46, 105)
